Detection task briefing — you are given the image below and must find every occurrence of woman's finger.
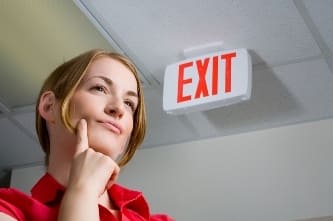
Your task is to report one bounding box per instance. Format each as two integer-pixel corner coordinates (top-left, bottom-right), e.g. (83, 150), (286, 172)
(74, 119), (89, 157)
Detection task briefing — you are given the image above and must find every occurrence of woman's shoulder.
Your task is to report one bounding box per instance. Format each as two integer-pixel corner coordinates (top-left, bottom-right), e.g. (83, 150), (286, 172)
(0, 187), (32, 204)
(0, 187), (28, 220)
(0, 186), (57, 221)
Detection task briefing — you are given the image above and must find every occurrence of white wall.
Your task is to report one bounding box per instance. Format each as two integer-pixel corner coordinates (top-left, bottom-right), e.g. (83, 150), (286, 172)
(118, 118), (333, 221)
(11, 118), (333, 221)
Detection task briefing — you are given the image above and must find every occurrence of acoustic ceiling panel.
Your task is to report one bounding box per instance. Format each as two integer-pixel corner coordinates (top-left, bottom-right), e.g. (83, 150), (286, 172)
(0, 118), (43, 170)
(303, 0), (333, 54)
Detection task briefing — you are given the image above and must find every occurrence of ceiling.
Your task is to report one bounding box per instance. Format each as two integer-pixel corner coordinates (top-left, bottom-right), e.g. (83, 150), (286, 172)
(0, 0), (332, 171)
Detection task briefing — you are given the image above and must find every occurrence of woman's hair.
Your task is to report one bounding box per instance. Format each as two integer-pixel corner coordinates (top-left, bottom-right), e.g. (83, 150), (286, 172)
(35, 49), (146, 167)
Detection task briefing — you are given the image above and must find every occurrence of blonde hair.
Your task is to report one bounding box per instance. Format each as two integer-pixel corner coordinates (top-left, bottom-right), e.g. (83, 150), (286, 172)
(36, 49), (146, 167)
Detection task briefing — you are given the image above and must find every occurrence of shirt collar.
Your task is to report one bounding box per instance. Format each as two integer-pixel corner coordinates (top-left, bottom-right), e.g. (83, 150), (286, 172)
(31, 173), (65, 206)
(109, 184), (150, 219)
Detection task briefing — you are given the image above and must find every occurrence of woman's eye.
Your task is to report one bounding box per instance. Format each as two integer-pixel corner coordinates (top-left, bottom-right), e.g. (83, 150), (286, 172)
(91, 85), (107, 93)
(125, 100), (136, 112)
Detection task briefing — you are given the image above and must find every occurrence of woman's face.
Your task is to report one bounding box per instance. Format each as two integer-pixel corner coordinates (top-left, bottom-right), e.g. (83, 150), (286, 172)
(68, 56), (138, 160)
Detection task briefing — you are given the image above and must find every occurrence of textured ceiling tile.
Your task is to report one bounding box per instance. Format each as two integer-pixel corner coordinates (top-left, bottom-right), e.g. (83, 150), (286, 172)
(142, 88), (197, 148)
(200, 58), (333, 137)
(12, 111), (37, 139)
(0, 118), (43, 170)
(303, 0), (333, 55)
(81, 0), (321, 84)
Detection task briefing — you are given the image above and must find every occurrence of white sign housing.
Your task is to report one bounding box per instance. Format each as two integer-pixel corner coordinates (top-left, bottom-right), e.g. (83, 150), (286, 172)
(163, 48), (252, 114)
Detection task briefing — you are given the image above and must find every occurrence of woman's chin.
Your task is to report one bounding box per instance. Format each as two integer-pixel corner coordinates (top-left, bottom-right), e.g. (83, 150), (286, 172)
(90, 144), (121, 160)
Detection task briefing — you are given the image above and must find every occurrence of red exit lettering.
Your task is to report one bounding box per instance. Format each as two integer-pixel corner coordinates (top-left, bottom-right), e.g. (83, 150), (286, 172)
(177, 52), (237, 103)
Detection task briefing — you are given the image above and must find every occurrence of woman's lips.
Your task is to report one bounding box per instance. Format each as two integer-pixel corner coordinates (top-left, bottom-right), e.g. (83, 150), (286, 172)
(99, 121), (121, 135)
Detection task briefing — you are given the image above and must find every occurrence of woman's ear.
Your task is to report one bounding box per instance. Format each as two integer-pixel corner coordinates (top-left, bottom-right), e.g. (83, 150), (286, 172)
(38, 91), (57, 123)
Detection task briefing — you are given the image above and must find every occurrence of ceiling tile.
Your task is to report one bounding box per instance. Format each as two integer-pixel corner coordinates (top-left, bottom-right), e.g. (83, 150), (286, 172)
(201, 58), (333, 137)
(303, 0), (333, 55)
(142, 88), (197, 148)
(78, 0), (321, 84)
(12, 111), (37, 140)
(0, 118), (43, 170)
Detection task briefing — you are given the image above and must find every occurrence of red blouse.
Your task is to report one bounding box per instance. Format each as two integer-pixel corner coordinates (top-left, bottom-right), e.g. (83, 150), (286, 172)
(0, 173), (173, 221)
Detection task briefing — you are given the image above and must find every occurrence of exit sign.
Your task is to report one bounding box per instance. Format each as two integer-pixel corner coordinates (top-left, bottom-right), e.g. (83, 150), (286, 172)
(163, 48), (252, 114)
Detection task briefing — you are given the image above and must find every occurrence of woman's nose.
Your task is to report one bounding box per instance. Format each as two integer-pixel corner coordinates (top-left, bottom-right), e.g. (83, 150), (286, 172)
(105, 98), (124, 118)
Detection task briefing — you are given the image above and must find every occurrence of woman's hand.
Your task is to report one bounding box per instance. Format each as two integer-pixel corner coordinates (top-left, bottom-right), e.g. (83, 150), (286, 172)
(58, 119), (120, 221)
(67, 118), (120, 198)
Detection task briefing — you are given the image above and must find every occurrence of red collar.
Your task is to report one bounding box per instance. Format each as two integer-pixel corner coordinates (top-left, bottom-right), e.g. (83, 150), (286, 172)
(31, 173), (150, 218)
(31, 173), (65, 206)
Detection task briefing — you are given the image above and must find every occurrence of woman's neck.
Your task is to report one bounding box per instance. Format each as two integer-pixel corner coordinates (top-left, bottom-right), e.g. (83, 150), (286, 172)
(46, 140), (76, 187)
(47, 153), (72, 187)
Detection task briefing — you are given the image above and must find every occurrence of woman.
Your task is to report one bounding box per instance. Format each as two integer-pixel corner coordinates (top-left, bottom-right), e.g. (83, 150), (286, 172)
(0, 49), (173, 221)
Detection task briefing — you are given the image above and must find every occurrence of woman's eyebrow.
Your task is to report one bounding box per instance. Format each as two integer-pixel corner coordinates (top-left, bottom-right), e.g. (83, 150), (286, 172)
(127, 90), (138, 99)
(88, 75), (138, 98)
(92, 75), (113, 86)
